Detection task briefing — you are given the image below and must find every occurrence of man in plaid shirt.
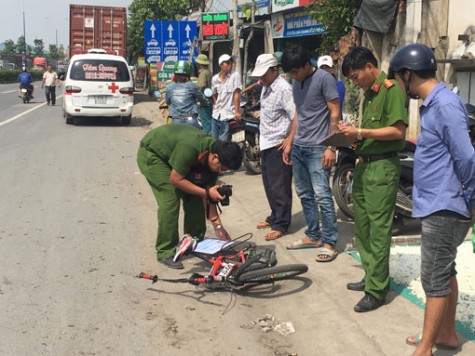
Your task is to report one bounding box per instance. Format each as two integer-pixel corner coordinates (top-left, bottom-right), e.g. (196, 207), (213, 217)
(251, 53), (295, 240)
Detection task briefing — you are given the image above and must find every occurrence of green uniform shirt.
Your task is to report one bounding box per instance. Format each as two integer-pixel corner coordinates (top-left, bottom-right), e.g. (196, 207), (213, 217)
(141, 124), (216, 179)
(356, 72), (408, 155)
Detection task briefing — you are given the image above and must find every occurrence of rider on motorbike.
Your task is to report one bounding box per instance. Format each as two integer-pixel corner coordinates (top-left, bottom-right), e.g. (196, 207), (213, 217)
(17, 67), (34, 98)
(165, 61), (209, 129)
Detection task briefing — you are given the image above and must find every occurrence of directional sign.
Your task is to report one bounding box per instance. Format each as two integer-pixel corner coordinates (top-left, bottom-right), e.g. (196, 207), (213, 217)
(179, 21), (197, 61)
(144, 21), (197, 64)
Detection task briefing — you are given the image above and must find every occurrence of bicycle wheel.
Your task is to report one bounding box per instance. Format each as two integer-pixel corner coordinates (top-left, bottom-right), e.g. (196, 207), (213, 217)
(236, 264), (308, 284)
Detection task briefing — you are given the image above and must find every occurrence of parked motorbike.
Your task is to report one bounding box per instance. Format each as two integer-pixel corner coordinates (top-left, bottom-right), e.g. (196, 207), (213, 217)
(231, 96), (261, 175)
(332, 140), (416, 234)
(20, 84), (32, 104)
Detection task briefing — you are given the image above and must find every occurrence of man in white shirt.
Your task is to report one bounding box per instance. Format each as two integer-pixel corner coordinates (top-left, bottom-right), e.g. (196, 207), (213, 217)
(211, 54), (242, 141)
(42, 65), (59, 106)
(251, 53), (295, 241)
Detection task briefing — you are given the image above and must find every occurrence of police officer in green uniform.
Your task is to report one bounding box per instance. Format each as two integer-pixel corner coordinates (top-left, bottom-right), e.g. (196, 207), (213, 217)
(137, 124), (243, 269)
(339, 47), (408, 312)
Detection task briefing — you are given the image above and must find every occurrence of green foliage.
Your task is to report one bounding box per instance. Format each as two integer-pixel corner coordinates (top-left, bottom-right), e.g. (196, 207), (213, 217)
(0, 69), (42, 84)
(33, 39), (45, 57)
(2, 40), (16, 54)
(344, 79), (361, 124)
(308, 0), (362, 54)
(127, 0), (201, 62)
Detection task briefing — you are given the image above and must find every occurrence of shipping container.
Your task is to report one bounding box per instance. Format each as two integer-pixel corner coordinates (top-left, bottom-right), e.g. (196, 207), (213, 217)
(69, 4), (127, 59)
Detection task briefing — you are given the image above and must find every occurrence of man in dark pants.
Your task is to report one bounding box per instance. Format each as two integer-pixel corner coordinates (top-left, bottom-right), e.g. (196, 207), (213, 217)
(390, 44), (475, 355)
(251, 53), (294, 240)
(339, 47), (408, 312)
(137, 124), (243, 269)
(42, 65), (58, 105)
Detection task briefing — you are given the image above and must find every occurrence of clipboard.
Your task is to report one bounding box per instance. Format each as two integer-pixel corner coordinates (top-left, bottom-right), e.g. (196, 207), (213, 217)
(319, 131), (356, 147)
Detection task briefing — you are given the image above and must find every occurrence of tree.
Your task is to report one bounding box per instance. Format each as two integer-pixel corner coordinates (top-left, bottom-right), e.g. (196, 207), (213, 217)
(16, 36), (26, 55)
(49, 44), (59, 60)
(33, 39), (45, 57)
(2, 40), (16, 54)
(309, 0), (362, 54)
(127, 0), (200, 62)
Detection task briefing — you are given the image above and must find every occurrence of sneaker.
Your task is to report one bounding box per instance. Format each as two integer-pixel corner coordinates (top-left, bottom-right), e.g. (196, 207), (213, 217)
(354, 293), (385, 312)
(159, 256), (184, 269)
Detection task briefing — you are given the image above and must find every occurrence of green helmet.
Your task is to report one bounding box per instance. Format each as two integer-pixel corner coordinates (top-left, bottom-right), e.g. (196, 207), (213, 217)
(174, 60), (190, 75)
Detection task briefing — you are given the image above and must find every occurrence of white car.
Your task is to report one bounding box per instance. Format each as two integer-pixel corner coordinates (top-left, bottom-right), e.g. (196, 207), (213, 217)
(63, 50), (134, 125)
(147, 39), (159, 47)
(165, 39), (176, 47)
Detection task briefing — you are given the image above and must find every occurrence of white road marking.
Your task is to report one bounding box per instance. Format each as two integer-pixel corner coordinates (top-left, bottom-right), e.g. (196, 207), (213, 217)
(0, 95), (63, 128)
(2, 90), (17, 94)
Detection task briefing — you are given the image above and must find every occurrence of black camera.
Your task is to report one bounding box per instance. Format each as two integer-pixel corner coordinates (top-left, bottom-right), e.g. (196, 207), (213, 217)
(217, 185), (233, 206)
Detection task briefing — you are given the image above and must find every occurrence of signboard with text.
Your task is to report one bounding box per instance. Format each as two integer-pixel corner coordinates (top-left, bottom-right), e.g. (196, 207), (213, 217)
(144, 20), (197, 63)
(201, 13), (230, 41)
(271, 10), (325, 38)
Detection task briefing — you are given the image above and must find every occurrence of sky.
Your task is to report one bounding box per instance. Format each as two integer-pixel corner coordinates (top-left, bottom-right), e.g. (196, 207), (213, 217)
(0, 0), (134, 49)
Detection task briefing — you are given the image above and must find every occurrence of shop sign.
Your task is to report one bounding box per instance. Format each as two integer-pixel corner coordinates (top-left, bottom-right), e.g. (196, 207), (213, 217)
(201, 12), (230, 41)
(237, 0), (270, 17)
(271, 10), (325, 38)
(272, 0), (311, 13)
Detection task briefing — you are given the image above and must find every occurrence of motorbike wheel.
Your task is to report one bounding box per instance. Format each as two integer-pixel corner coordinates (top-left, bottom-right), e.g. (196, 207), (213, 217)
(242, 134), (261, 175)
(332, 163), (355, 219)
(23, 95), (27, 104)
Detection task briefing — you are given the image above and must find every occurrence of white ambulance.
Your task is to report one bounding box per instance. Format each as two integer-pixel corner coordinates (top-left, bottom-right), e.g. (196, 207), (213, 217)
(63, 49), (134, 125)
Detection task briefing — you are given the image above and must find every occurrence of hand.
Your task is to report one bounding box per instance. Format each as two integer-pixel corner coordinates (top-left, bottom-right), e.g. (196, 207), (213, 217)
(322, 148), (336, 169)
(234, 112), (242, 122)
(280, 137), (293, 165)
(207, 185), (226, 202)
(338, 124), (358, 138)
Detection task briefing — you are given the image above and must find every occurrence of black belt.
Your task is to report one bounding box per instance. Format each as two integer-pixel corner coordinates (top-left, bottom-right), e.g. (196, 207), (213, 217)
(358, 152), (397, 163)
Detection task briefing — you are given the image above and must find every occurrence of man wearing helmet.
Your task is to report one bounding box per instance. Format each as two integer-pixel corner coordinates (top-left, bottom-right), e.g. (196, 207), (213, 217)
(339, 47), (408, 312)
(165, 60), (208, 129)
(390, 43), (475, 355)
(17, 67), (34, 98)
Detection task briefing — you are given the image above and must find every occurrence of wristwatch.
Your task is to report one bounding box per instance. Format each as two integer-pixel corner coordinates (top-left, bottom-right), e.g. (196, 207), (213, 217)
(357, 128), (363, 141)
(326, 146), (336, 152)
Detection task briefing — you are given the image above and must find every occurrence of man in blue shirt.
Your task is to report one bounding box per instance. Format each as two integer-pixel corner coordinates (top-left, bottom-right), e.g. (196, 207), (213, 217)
(390, 44), (475, 355)
(17, 67), (34, 98)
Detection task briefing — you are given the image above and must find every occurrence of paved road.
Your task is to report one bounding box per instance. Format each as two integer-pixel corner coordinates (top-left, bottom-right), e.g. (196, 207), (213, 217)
(0, 90), (473, 355)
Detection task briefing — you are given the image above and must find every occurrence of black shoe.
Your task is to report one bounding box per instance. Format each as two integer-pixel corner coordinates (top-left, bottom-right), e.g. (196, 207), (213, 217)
(354, 293), (385, 312)
(159, 256), (184, 269)
(47, 102), (50, 105)
(347, 280), (365, 291)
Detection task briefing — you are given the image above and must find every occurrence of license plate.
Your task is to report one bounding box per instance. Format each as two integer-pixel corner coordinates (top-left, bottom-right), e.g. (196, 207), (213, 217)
(95, 95), (107, 104)
(232, 130), (245, 143)
(21, 88), (27, 93)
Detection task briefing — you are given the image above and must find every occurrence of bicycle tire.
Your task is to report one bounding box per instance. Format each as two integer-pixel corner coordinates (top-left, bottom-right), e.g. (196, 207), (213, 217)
(236, 264), (308, 284)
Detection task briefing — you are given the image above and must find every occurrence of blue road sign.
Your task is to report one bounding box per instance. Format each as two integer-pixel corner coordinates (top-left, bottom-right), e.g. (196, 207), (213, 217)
(144, 21), (162, 63)
(144, 21), (197, 63)
(179, 21), (197, 61)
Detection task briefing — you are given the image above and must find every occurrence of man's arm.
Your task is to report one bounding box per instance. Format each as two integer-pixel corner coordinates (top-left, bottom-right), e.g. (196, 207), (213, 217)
(233, 89), (242, 121)
(338, 120), (406, 141)
(282, 106), (298, 165)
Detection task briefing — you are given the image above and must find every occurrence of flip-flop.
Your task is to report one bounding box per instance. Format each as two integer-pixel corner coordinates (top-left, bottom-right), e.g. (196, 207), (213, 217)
(264, 230), (284, 241)
(315, 247), (338, 262)
(287, 238), (323, 250)
(256, 221), (271, 229)
(405, 334), (458, 350)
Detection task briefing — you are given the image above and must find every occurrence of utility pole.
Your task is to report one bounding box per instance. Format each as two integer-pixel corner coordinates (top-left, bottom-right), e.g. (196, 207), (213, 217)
(23, 0), (27, 68)
(232, 0), (241, 74)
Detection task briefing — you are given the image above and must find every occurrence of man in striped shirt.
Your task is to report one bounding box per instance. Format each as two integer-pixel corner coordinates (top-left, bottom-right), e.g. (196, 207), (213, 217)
(251, 53), (295, 240)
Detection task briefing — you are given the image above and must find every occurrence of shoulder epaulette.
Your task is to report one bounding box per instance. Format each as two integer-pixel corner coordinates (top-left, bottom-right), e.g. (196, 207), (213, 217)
(383, 79), (395, 89)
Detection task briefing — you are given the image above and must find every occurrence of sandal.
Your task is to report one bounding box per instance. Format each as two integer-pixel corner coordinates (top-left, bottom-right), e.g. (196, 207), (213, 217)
(287, 237), (323, 250)
(405, 334), (458, 350)
(315, 247), (338, 262)
(264, 230), (284, 241)
(256, 221), (271, 229)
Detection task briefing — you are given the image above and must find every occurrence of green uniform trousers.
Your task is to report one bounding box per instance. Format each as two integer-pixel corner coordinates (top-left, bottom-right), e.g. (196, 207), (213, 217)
(137, 147), (206, 260)
(353, 157), (400, 300)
